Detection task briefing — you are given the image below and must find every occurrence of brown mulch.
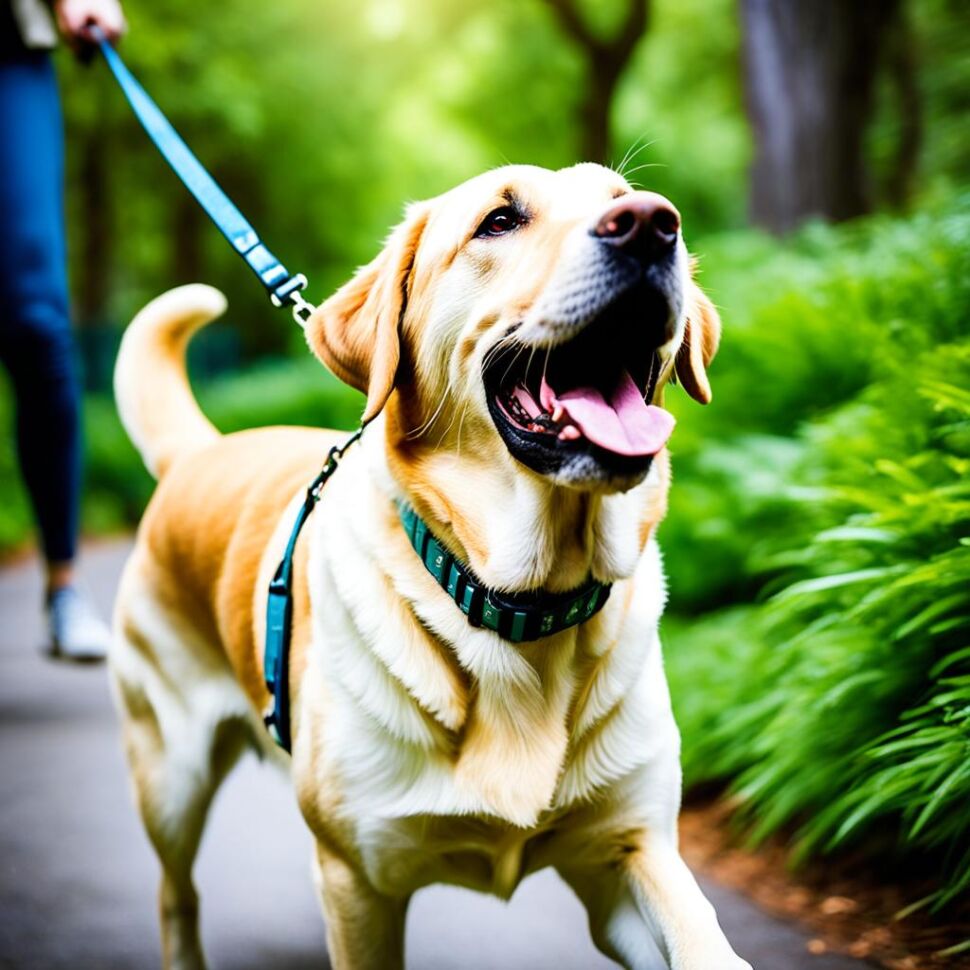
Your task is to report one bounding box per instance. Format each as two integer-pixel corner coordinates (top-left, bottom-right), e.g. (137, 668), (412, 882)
(680, 797), (970, 970)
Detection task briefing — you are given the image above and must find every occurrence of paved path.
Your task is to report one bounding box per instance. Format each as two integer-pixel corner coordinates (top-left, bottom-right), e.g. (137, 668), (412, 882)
(0, 541), (872, 970)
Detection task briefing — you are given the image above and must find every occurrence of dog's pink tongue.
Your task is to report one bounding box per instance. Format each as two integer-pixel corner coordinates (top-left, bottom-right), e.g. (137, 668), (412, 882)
(540, 371), (675, 457)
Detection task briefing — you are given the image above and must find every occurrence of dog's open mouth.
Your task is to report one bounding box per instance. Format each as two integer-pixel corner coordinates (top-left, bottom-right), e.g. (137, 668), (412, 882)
(483, 286), (675, 478)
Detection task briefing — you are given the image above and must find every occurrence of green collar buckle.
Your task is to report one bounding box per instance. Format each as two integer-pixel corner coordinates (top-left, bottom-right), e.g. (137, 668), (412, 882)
(398, 503), (611, 642)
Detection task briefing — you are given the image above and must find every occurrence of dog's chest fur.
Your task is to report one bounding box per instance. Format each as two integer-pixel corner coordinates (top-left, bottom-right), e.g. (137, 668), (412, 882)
(290, 454), (679, 897)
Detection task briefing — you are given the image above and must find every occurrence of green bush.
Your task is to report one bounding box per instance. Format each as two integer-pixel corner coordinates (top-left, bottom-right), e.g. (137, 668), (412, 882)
(664, 197), (970, 909)
(663, 194), (970, 611)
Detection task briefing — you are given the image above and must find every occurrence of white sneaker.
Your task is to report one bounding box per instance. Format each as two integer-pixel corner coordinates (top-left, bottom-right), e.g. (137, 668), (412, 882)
(47, 586), (112, 662)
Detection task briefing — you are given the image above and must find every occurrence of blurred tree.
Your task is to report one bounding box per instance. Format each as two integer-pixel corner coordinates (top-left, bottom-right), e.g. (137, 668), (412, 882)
(879, 2), (922, 205)
(540, 0), (650, 163)
(740, 0), (908, 232)
(910, 0), (970, 190)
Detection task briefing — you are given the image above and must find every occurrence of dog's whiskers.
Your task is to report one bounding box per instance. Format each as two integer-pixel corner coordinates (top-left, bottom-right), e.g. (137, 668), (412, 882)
(433, 377), (466, 447)
(406, 389), (452, 440)
(481, 330), (521, 373)
(454, 398), (472, 459)
(616, 137), (658, 181)
(498, 344), (528, 390)
(623, 162), (666, 191)
(613, 135), (645, 178)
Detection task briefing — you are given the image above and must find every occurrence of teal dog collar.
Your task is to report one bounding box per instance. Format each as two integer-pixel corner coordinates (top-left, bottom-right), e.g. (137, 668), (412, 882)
(398, 503), (611, 642)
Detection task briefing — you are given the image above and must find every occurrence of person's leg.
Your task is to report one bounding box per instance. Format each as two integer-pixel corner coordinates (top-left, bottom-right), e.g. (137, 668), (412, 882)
(0, 51), (109, 658)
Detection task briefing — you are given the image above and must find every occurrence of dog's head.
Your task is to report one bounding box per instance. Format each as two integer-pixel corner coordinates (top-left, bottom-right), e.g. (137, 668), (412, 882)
(307, 163), (719, 493)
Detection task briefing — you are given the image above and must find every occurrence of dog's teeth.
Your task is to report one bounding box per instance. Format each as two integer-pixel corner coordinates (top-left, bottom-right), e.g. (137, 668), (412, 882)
(558, 425), (581, 441)
(552, 404), (565, 423)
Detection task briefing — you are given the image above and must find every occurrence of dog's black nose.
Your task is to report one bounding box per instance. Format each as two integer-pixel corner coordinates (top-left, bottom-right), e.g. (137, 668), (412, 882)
(592, 192), (680, 264)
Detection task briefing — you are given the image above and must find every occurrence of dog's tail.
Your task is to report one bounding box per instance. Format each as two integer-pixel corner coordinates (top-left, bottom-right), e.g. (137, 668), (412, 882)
(114, 284), (224, 480)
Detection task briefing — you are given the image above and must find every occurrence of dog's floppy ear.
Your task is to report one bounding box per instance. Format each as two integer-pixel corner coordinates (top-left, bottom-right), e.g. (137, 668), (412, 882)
(675, 281), (721, 405)
(305, 203), (429, 423)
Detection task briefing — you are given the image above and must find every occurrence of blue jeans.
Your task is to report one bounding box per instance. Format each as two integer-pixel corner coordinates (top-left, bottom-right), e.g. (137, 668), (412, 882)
(0, 51), (80, 564)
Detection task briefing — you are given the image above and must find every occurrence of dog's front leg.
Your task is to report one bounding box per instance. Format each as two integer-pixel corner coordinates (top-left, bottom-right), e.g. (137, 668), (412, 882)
(312, 842), (409, 970)
(561, 832), (751, 970)
(621, 833), (752, 970)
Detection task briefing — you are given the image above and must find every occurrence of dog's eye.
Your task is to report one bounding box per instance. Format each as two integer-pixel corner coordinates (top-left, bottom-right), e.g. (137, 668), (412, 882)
(475, 206), (523, 238)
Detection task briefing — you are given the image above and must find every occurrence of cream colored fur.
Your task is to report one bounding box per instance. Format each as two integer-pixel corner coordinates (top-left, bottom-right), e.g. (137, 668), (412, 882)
(109, 163), (750, 970)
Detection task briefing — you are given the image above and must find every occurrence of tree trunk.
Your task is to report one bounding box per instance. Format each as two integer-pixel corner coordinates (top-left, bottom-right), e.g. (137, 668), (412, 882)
(543, 0), (649, 165)
(172, 192), (203, 285)
(740, 0), (902, 233)
(882, 4), (921, 207)
(581, 53), (625, 165)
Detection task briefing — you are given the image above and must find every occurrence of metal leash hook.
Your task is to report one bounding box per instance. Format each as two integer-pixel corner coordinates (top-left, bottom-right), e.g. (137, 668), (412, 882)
(287, 289), (316, 328)
(269, 273), (317, 328)
(93, 26), (317, 333)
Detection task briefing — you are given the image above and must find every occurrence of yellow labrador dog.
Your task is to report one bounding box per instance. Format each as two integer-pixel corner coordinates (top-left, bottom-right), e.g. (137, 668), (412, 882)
(110, 162), (750, 970)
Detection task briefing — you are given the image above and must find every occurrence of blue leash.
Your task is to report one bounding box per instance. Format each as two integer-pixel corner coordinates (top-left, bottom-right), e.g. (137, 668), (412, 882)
(92, 28), (313, 325)
(94, 31), (362, 752)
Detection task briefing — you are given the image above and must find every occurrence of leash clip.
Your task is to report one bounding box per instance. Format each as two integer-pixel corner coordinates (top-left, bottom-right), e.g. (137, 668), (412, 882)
(270, 274), (315, 328)
(286, 287), (316, 329)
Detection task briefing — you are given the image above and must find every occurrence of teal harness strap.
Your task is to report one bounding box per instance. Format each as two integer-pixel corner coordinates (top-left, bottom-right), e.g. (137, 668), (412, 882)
(263, 430), (362, 751)
(398, 504), (611, 642)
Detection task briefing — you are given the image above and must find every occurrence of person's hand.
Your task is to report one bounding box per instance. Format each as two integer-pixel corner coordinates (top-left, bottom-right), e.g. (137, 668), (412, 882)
(54, 0), (126, 50)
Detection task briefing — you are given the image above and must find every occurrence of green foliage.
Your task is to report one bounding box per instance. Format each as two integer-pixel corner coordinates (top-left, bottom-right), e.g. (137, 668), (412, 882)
(662, 197), (970, 611)
(908, 0), (970, 194)
(614, 0), (747, 230)
(197, 358), (363, 434)
(0, 391), (33, 553)
(664, 196), (970, 909)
